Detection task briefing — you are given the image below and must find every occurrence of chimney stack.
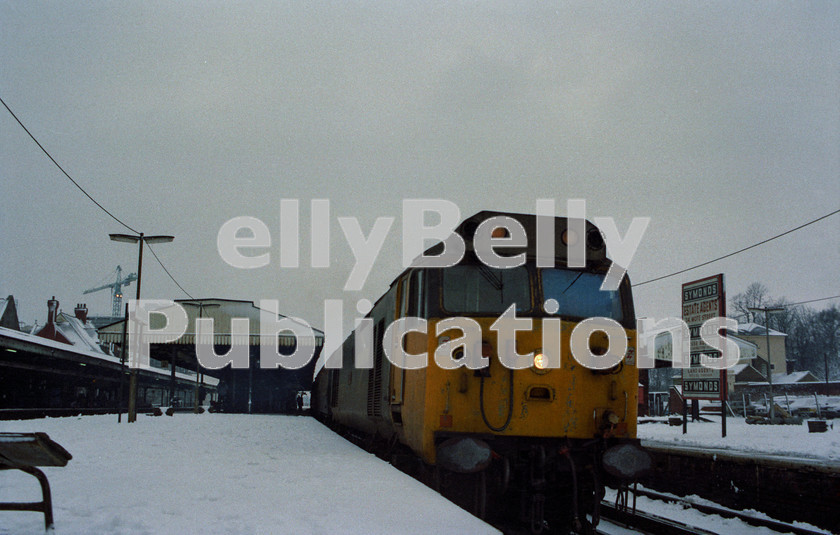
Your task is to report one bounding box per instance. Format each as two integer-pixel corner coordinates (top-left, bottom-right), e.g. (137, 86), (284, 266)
(47, 296), (59, 325)
(74, 303), (88, 324)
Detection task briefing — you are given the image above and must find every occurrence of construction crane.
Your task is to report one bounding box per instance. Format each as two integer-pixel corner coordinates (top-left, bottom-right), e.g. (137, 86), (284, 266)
(83, 266), (138, 317)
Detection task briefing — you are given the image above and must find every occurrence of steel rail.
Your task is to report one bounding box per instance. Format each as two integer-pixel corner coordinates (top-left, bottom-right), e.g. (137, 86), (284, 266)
(626, 487), (828, 535)
(598, 501), (719, 535)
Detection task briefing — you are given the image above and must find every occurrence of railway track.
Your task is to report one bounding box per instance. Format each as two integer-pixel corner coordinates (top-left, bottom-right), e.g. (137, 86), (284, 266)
(597, 486), (828, 535)
(597, 501), (718, 535)
(640, 441), (839, 532)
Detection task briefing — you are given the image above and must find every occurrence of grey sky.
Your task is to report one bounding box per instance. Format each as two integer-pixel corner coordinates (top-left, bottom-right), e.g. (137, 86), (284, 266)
(1, 2), (838, 333)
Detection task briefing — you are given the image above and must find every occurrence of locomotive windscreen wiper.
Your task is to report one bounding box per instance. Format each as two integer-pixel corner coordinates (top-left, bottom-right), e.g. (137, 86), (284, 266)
(559, 271), (584, 296)
(477, 264), (503, 291)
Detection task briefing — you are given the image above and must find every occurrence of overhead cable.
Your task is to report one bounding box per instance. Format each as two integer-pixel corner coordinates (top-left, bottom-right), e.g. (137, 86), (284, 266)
(0, 95), (140, 234)
(2, 95), (195, 299)
(146, 243), (195, 300)
(633, 208), (840, 287)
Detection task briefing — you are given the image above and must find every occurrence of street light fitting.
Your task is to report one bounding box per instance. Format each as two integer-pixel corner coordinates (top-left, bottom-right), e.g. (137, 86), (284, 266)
(748, 306), (785, 313)
(109, 231), (175, 423)
(180, 301), (221, 308)
(109, 233), (174, 244)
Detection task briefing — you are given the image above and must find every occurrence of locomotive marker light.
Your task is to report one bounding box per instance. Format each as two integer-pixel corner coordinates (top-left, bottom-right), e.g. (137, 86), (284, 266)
(473, 216), (528, 268)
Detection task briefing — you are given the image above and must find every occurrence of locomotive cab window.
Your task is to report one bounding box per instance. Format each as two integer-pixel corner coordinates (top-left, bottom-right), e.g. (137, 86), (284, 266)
(399, 270), (426, 319)
(540, 269), (625, 323)
(442, 265), (531, 314)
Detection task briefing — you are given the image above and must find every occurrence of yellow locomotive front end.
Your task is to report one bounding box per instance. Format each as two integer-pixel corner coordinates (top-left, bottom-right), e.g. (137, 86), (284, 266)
(421, 316), (639, 460)
(314, 210), (651, 534)
(392, 212), (650, 533)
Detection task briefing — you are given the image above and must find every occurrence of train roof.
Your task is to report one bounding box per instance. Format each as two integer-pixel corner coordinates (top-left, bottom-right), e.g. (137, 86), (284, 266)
(414, 210), (608, 267)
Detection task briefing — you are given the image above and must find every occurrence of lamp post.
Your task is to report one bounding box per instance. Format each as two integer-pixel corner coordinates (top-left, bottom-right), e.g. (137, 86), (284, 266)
(181, 301), (220, 413)
(749, 306), (785, 420)
(110, 232), (174, 423)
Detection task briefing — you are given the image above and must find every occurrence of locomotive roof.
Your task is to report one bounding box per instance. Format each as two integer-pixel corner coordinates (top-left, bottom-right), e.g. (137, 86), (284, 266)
(414, 210), (608, 266)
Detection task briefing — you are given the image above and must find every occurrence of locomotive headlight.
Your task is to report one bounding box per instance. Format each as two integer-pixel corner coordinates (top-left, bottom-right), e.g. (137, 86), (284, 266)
(532, 350), (549, 374)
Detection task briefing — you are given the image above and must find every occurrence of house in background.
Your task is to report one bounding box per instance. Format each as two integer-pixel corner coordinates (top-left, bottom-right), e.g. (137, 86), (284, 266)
(648, 325), (794, 391)
(34, 298), (111, 355)
(772, 370), (820, 384)
(1, 296), (216, 412)
(733, 323), (788, 379)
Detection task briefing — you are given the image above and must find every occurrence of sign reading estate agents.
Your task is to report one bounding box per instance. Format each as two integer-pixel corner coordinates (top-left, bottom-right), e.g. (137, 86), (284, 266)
(681, 274), (726, 400)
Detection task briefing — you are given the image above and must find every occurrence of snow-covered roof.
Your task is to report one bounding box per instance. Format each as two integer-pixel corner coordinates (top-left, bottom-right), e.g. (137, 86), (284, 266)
(0, 325), (216, 385)
(55, 312), (109, 354)
(731, 363), (749, 374)
(772, 371), (819, 384)
(736, 322), (787, 337)
(725, 333), (758, 362)
(733, 363), (767, 383)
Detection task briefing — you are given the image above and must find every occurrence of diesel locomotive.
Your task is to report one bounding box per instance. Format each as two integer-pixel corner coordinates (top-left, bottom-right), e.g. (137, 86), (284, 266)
(312, 210), (650, 534)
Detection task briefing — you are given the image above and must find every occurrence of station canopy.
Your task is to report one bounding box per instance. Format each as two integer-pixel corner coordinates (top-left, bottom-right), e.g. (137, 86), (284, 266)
(98, 298), (323, 348)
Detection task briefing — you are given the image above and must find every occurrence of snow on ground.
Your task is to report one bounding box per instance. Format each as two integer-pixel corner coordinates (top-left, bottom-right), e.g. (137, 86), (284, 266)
(3, 413), (837, 534)
(634, 415), (837, 533)
(777, 395), (840, 416)
(0, 414), (498, 535)
(601, 488), (832, 535)
(638, 416), (840, 462)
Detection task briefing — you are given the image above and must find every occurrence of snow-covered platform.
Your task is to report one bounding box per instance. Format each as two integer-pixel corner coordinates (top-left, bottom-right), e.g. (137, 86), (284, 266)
(0, 414), (499, 534)
(637, 416), (840, 533)
(637, 415), (840, 463)
(641, 440), (840, 472)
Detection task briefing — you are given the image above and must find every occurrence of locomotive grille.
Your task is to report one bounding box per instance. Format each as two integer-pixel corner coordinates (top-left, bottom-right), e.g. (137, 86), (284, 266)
(367, 320), (384, 417)
(329, 370), (339, 408)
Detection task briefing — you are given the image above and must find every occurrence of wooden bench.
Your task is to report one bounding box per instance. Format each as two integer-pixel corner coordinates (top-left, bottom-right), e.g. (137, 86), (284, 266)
(0, 432), (72, 530)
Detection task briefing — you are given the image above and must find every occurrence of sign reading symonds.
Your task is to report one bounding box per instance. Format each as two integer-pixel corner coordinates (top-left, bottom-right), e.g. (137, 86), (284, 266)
(682, 274), (727, 400)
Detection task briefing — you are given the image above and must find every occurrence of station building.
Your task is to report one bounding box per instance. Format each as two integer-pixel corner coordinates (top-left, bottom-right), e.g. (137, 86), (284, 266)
(98, 298), (324, 414)
(0, 296), (215, 417)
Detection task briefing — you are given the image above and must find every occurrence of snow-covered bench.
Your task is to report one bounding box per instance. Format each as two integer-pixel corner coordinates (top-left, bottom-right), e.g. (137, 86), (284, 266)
(0, 432), (72, 530)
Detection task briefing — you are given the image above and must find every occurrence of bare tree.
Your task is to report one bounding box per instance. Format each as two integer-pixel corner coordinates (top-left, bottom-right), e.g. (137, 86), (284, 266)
(765, 297), (801, 334)
(730, 282), (770, 321)
(787, 305), (840, 378)
(729, 283), (838, 378)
